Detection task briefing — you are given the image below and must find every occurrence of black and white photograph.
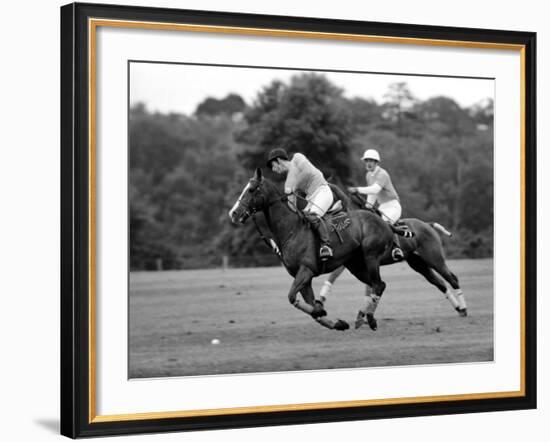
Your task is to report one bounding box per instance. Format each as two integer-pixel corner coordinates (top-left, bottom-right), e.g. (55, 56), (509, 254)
(129, 62), (495, 378)
(0, 0), (541, 440)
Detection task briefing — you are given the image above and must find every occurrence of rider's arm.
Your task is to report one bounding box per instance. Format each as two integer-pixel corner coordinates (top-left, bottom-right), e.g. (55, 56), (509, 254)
(284, 162), (298, 194)
(284, 154), (305, 194)
(355, 183), (382, 195)
(284, 169), (297, 194)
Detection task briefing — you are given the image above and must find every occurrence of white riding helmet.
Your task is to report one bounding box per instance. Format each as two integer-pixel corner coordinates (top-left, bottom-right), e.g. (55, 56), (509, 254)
(361, 149), (381, 162)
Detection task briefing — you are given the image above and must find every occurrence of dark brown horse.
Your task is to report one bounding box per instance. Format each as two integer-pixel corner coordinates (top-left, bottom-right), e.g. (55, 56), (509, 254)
(229, 168), (395, 331)
(325, 185), (467, 328)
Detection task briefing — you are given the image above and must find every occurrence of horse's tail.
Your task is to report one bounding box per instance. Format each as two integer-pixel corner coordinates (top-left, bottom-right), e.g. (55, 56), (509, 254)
(429, 222), (453, 237)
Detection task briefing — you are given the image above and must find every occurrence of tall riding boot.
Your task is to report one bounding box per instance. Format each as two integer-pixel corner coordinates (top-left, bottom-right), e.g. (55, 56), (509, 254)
(306, 214), (333, 261)
(391, 233), (404, 261)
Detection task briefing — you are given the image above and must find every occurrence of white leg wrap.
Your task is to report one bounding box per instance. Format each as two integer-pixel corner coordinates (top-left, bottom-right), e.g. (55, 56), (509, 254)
(454, 289), (467, 309)
(444, 289), (460, 309)
(364, 294), (381, 315)
(319, 281), (332, 304)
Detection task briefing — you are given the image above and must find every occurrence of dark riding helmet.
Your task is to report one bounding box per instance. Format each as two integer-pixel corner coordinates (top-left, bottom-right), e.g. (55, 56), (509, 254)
(266, 148), (289, 168)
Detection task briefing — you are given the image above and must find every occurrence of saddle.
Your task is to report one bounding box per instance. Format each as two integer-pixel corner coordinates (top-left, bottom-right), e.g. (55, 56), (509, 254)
(323, 202), (352, 244)
(361, 199), (414, 239)
(328, 211), (351, 231)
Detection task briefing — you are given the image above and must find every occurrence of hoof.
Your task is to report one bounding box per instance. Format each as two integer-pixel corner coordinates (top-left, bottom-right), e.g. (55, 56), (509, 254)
(354, 311), (366, 329)
(456, 307), (468, 317)
(366, 313), (378, 331)
(311, 300), (327, 319)
(334, 319), (350, 331)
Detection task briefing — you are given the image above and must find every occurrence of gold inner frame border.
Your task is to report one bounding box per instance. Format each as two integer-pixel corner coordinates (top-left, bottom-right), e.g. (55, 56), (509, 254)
(87, 17), (527, 424)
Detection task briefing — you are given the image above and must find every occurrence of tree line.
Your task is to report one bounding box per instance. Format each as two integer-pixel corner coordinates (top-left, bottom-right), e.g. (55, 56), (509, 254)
(130, 74), (493, 270)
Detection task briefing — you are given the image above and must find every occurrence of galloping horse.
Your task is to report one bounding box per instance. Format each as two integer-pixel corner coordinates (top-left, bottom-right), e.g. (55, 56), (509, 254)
(229, 168), (395, 331)
(327, 185), (468, 324)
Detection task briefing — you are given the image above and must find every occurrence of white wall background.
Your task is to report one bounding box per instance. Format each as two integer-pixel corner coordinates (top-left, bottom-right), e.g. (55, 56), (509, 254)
(0, 0), (545, 440)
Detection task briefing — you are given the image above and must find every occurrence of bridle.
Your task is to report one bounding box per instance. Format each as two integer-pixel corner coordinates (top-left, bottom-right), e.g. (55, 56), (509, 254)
(237, 178), (290, 218)
(235, 178), (295, 262)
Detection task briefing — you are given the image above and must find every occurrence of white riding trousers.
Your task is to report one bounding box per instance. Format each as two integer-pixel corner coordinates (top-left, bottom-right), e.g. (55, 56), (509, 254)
(304, 184), (333, 217)
(377, 199), (402, 224)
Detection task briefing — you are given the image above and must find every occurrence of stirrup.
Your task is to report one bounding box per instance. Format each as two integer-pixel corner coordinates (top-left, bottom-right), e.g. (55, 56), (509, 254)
(320, 245), (333, 261)
(392, 247), (404, 261)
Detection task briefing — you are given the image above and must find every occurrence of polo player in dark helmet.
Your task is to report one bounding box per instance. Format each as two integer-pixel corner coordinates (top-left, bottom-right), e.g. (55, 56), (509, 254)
(266, 148), (334, 261)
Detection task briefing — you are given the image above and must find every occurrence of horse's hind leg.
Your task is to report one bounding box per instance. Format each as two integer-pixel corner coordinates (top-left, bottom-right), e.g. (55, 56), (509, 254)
(434, 263), (467, 316)
(418, 241), (467, 316)
(406, 253), (463, 314)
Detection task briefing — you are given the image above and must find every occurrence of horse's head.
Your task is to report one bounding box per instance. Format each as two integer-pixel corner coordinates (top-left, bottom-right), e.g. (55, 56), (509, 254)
(229, 168), (270, 224)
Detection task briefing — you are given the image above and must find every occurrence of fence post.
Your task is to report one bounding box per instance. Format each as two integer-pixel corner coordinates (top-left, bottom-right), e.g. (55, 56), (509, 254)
(222, 255), (229, 271)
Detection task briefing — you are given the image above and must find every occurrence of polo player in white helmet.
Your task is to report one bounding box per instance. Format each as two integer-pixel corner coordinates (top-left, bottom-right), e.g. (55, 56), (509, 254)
(349, 148), (405, 260)
(318, 147), (407, 307)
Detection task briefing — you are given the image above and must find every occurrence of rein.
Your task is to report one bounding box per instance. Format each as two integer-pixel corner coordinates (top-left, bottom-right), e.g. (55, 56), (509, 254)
(251, 213), (284, 261)
(240, 179), (310, 262)
(240, 188), (291, 218)
(245, 182), (293, 262)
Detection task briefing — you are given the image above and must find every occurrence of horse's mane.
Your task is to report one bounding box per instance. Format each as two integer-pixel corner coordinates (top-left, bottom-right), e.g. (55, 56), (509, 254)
(260, 176), (284, 196)
(328, 183), (364, 211)
(258, 176), (308, 221)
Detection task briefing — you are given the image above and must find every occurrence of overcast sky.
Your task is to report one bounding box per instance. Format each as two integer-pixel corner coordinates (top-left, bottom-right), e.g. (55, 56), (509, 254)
(130, 62), (494, 115)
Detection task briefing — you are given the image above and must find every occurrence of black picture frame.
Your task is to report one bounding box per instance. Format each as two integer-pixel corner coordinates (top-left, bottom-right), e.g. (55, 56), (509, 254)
(61, 2), (537, 438)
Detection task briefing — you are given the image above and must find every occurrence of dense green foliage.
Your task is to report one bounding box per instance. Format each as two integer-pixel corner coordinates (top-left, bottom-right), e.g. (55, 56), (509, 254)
(130, 75), (493, 270)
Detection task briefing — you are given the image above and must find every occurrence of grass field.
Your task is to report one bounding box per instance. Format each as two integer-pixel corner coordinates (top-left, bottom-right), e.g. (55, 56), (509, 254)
(129, 258), (493, 378)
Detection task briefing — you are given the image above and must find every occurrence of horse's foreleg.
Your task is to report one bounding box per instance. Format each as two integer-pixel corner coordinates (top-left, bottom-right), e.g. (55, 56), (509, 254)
(298, 284), (326, 318)
(289, 266), (349, 331)
(296, 286), (348, 331)
(288, 266), (325, 319)
(344, 256), (385, 330)
(356, 257), (385, 330)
